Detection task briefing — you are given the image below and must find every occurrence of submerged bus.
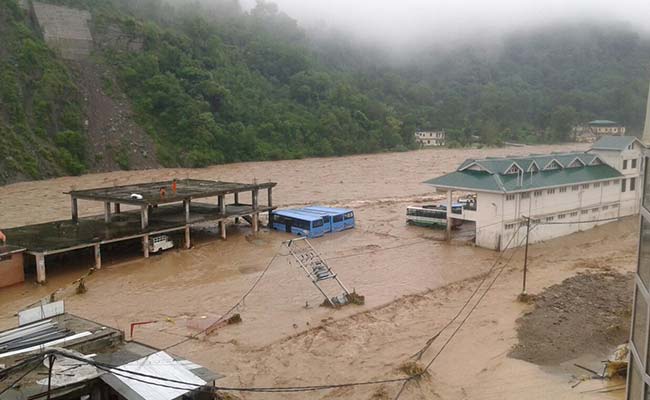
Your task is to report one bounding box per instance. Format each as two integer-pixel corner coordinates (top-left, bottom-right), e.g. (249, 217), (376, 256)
(303, 206), (355, 230)
(270, 210), (326, 238)
(406, 204), (463, 228)
(297, 208), (338, 232)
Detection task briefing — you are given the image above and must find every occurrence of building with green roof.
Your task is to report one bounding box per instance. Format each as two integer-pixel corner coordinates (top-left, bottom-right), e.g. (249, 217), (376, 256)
(573, 120), (626, 143)
(423, 138), (643, 250)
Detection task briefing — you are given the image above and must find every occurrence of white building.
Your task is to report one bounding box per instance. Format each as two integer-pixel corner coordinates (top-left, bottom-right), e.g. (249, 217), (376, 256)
(415, 130), (446, 147)
(425, 136), (644, 250)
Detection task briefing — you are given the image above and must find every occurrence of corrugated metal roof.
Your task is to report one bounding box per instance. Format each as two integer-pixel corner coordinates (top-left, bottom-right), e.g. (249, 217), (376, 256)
(591, 135), (643, 151)
(106, 351), (206, 400)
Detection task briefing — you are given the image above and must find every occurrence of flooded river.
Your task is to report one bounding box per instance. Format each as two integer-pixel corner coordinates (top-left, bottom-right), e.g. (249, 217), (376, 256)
(1, 144), (631, 399)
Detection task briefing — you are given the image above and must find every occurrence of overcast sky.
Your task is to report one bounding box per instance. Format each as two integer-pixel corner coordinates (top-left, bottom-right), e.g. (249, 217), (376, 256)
(240, 0), (650, 47)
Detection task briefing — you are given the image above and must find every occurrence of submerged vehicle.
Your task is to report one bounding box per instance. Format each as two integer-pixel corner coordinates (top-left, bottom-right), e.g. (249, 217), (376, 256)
(406, 204), (463, 228)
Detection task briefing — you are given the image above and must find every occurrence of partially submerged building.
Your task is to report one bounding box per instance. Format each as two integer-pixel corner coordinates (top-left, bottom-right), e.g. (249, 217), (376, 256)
(415, 130), (446, 147)
(1, 179), (276, 283)
(573, 120), (626, 143)
(425, 136), (644, 250)
(0, 312), (221, 399)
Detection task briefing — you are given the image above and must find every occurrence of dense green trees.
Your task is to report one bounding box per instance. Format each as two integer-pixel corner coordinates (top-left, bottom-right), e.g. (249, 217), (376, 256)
(1, 0), (650, 182)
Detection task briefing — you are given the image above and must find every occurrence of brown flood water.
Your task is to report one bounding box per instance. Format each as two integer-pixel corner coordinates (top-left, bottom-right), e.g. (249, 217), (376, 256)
(0, 144), (632, 399)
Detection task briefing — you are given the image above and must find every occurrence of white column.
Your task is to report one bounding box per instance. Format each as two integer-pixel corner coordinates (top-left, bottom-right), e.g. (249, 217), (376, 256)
(36, 254), (46, 283)
(184, 227), (191, 249)
(446, 190), (453, 241)
(94, 244), (101, 269)
(104, 202), (111, 223)
(143, 234), (150, 258)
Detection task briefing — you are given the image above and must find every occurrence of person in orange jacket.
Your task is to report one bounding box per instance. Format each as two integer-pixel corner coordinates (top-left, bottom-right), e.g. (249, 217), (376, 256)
(0, 230), (5, 244)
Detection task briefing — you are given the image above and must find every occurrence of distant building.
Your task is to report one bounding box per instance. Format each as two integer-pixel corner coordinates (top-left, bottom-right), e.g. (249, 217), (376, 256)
(424, 136), (643, 250)
(415, 130), (446, 147)
(0, 311), (221, 399)
(573, 120), (626, 143)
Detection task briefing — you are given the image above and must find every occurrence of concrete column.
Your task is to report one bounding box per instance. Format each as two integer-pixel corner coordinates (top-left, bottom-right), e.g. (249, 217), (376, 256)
(252, 189), (259, 210)
(267, 187), (273, 227)
(143, 234), (150, 258)
(141, 206), (149, 230)
(184, 226), (191, 249)
(104, 202), (112, 223)
(71, 197), (78, 222)
(218, 195), (224, 214)
(94, 244), (101, 269)
(36, 254), (46, 283)
(220, 220), (227, 240)
(252, 213), (259, 234)
(114, 203), (121, 214)
(234, 192), (239, 205)
(446, 190), (453, 241)
(183, 199), (191, 224)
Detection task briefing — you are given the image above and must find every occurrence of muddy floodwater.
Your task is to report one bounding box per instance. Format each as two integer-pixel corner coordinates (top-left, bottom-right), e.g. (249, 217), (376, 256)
(0, 144), (634, 399)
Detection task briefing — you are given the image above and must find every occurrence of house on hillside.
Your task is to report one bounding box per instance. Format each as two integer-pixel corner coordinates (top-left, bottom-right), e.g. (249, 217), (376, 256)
(424, 136), (644, 250)
(415, 130), (446, 147)
(573, 120), (626, 143)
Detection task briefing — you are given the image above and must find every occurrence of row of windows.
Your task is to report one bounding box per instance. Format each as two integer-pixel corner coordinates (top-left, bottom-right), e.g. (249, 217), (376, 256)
(504, 204), (619, 228)
(505, 178), (633, 201)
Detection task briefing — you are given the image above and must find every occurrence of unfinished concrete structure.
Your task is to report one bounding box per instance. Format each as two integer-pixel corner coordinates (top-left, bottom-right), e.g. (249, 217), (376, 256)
(2, 179), (276, 283)
(32, 2), (93, 60)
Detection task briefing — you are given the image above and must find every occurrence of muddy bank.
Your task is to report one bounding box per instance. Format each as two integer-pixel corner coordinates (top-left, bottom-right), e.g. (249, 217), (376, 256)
(510, 271), (634, 366)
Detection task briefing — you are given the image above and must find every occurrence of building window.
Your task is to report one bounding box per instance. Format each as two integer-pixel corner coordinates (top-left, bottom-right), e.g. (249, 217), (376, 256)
(593, 182), (600, 188)
(622, 179), (627, 193)
(521, 192), (530, 199)
(632, 159), (638, 169)
(624, 160), (628, 170)
(631, 177), (637, 191)
(592, 208), (599, 213)
(571, 185), (579, 191)
(505, 223), (516, 230)
(582, 184), (589, 190)
(547, 188), (555, 195)
(581, 209), (589, 215)
(602, 205), (609, 211)
(559, 187), (567, 193)
(603, 181), (610, 187)
(557, 214), (566, 220)
(545, 216), (554, 222)
(534, 190), (542, 197)
(506, 194), (515, 201)
(570, 211), (578, 217)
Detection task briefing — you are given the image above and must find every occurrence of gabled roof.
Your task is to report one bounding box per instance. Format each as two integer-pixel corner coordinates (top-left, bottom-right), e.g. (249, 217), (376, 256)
(424, 151), (623, 193)
(590, 135), (644, 151)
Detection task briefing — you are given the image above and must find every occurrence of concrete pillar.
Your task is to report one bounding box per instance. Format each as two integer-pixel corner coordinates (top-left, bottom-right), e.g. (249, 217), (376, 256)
(252, 189), (259, 210)
(94, 244), (101, 269)
(234, 192), (239, 205)
(220, 220), (227, 240)
(184, 226), (191, 249)
(183, 199), (191, 224)
(71, 197), (78, 222)
(36, 254), (46, 283)
(218, 195), (225, 214)
(267, 187), (273, 227)
(104, 202), (111, 223)
(252, 213), (259, 234)
(143, 234), (149, 258)
(141, 206), (149, 230)
(114, 203), (121, 214)
(446, 190), (453, 241)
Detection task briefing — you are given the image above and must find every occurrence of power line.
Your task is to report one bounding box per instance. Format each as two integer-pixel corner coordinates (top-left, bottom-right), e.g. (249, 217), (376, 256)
(0, 357), (42, 396)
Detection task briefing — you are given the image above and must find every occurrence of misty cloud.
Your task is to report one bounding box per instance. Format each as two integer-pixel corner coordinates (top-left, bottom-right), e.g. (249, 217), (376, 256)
(241, 0), (650, 48)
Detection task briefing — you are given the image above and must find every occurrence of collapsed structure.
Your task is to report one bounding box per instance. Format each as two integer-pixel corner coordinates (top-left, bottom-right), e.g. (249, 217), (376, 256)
(425, 136), (644, 250)
(0, 312), (220, 399)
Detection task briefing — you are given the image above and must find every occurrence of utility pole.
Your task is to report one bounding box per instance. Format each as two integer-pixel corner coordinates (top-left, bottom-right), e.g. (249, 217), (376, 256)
(46, 354), (55, 400)
(521, 216), (531, 296)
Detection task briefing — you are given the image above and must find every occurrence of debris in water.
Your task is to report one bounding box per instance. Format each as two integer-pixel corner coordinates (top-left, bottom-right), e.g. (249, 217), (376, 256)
(517, 292), (535, 303)
(399, 361), (428, 380)
(227, 313), (242, 325)
(75, 278), (87, 294)
(603, 343), (629, 378)
(370, 385), (390, 399)
(346, 290), (365, 305)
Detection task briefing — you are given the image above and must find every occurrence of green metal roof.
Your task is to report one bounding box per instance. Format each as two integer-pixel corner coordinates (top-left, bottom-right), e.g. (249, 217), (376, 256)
(591, 135), (642, 151)
(425, 151), (623, 193)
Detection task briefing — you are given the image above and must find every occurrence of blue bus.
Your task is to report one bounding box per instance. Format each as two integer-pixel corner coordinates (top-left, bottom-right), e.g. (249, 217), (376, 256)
(303, 206), (355, 231)
(296, 208), (337, 232)
(270, 210), (326, 238)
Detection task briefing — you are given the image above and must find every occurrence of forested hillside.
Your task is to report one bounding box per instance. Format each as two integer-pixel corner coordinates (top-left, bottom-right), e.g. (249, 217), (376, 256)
(1, 0), (649, 183)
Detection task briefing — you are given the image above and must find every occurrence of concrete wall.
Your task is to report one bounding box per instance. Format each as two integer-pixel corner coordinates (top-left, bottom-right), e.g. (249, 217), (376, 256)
(0, 252), (25, 288)
(32, 2), (93, 60)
